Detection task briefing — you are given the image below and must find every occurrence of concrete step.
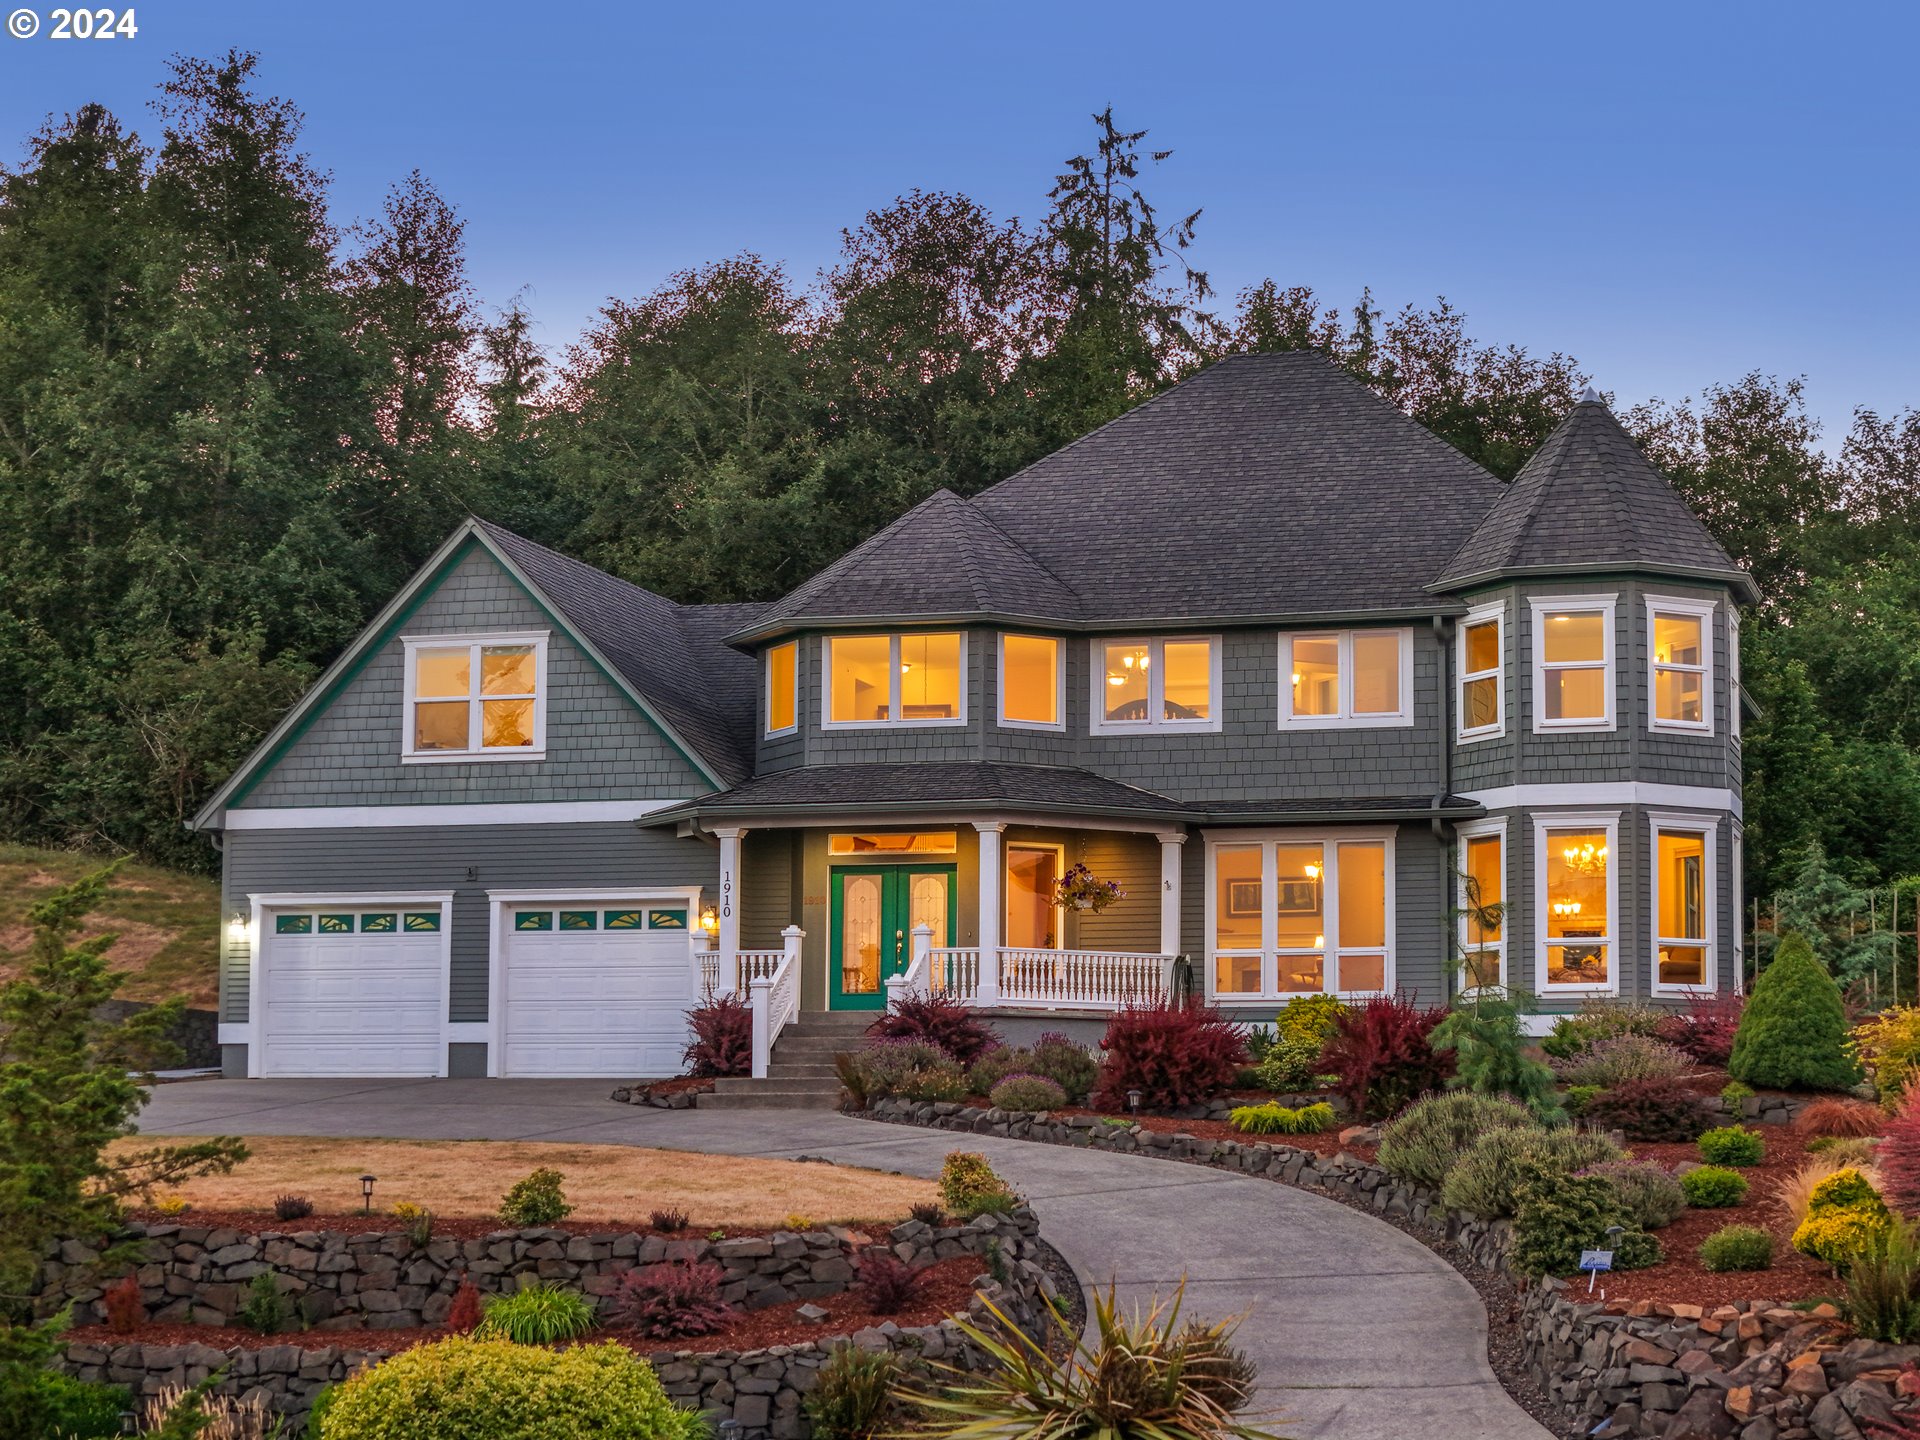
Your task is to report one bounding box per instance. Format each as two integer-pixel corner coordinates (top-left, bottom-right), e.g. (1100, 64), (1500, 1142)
(710, 1074), (841, 1095)
(770, 1038), (867, 1058)
(698, 1089), (843, 1111)
(767, 1062), (841, 1079)
(779, 1021), (873, 1037)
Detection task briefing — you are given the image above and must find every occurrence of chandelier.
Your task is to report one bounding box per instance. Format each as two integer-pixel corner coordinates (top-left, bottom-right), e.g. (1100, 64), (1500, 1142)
(1559, 841), (1607, 877)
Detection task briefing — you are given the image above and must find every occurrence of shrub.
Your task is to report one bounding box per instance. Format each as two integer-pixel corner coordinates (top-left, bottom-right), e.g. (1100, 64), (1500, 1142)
(1226, 1101), (1336, 1135)
(603, 1261), (732, 1339)
(854, 1039), (966, 1102)
(1376, 1091), (1539, 1191)
(908, 1201), (944, 1225)
(316, 1337), (703, 1440)
(1564, 1084), (1603, 1115)
(1318, 993), (1453, 1122)
(1794, 1168), (1895, 1268)
(968, 1046), (1031, 1096)
(865, 995), (1000, 1066)
(37, 1371), (130, 1439)
(1852, 1005), (1920, 1108)
(1846, 1220), (1920, 1343)
(1581, 1159), (1687, 1230)
(856, 1248), (928, 1315)
(1810, 1135), (1880, 1166)
(1722, 1080), (1755, 1105)
(1028, 1033), (1100, 1103)
(1681, 1166), (1750, 1208)
(1700, 1224), (1774, 1272)
(1092, 1001), (1248, 1111)
(476, 1280), (597, 1345)
(898, 1062), (969, 1103)
(102, 1273), (143, 1333)
(682, 990), (753, 1078)
(445, 1277), (482, 1333)
(1580, 1076), (1712, 1142)
(274, 1194), (314, 1222)
(1698, 1126), (1766, 1167)
(1729, 932), (1864, 1092)
(650, 1208), (689, 1233)
(498, 1167), (571, 1226)
(1549, 1034), (1692, 1089)
(1881, 1089), (1920, 1216)
(1509, 1172), (1661, 1278)
(305, 1384), (338, 1440)
(989, 1073), (1068, 1112)
(1798, 1097), (1885, 1140)
(1782, 1155), (1879, 1225)
(239, 1270), (290, 1335)
(1656, 990), (1745, 1066)
(1440, 1126), (1625, 1219)
(1275, 994), (1347, 1048)
(1542, 1003), (1667, 1060)
(1430, 994), (1562, 1121)
(939, 1152), (1018, 1220)
(152, 1194), (190, 1216)
(391, 1200), (427, 1223)
(1251, 1033), (1328, 1092)
(803, 1344), (902, 1440)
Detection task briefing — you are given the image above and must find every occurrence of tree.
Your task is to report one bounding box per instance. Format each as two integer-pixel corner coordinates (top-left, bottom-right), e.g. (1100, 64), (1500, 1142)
(1726, 931), (1863, 1092)
(0, 863), (246, 1313)
(1757, 843), (1902, 987)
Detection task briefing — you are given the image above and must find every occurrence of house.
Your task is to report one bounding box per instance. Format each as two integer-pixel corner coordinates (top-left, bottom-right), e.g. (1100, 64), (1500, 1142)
(191, 352), (1756, 1080)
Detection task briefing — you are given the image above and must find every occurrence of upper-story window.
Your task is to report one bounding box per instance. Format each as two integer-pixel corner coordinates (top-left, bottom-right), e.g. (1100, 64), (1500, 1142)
(1647, 596), (1715, 735)
(1092, 637), (1220, 733)
(999, 634), (1063, 730)
(1457, 604), (1503, 740)
(1279, 629), (1411, 728)
(824, 633), (964, 727)
(765, 641), (798, 736)
(401, 632), (548, 762)
(1530, 595), (1616, 732)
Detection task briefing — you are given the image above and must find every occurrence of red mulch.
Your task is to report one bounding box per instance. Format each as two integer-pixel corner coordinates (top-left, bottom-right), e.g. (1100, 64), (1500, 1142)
(65, 1255), (985, 1356)
(639, 1076), (715, 1098)
(124, 1210), (903, 1243)
(961, 1090), (1371, 1158)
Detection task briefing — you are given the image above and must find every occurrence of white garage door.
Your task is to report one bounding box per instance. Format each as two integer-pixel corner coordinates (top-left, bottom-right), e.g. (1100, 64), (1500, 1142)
(500, 902), (698, 1078)
(259, 907), (445, 1077)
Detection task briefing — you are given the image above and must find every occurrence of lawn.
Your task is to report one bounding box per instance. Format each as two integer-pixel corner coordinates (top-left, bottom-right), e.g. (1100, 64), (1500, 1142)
(120, 1136), (937, 1225)
(0, 844), (219, 1008)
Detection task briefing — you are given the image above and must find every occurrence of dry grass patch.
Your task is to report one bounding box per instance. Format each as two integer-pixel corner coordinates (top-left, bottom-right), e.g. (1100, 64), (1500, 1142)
(119, 1136), (936, 1226)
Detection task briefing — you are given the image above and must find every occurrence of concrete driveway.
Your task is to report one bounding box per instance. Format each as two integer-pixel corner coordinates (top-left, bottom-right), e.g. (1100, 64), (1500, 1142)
(140, 1079), (1549, 1440)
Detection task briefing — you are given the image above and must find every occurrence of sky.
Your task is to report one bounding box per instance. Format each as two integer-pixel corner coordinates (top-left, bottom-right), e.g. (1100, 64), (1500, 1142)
(0, 0), (1913, 443)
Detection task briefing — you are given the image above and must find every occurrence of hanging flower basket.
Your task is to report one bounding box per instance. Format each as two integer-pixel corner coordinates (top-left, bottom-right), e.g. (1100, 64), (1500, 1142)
(1052, 862), (1125, 913)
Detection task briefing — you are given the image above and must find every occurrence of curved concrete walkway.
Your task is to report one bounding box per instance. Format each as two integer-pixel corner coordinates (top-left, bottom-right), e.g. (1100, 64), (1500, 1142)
(138, 1079), (1549, 1440)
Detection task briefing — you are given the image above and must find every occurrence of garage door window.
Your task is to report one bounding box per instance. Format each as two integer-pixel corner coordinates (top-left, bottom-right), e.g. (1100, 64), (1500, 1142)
(272, 909), (440, 935)
(517, 908), (686, 933)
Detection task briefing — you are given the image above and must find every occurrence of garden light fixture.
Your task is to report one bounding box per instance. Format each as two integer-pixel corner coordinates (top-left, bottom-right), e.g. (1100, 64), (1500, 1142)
(1126, 1088), (1142, 1115)
(361, 1174), (377, 1214)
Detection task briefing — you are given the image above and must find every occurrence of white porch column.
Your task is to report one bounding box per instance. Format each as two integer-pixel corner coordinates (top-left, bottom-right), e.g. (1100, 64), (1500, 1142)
(973, 822), (1004, 1004)
(713, 827), (747, 983)
(1159, 832), (1187, 957)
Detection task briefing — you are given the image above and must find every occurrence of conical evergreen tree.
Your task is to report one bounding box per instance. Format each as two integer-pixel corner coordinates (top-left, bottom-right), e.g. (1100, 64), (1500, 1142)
(1727, 931), (1863, 1092)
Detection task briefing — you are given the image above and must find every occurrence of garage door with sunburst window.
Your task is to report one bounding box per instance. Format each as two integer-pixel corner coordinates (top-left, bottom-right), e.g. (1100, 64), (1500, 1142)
(259, 907), (446, 1077)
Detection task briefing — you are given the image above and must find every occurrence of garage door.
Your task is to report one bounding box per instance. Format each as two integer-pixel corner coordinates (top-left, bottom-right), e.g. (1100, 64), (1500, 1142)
(259, 907), (445, 1077)
(500, 903), (697, 1078)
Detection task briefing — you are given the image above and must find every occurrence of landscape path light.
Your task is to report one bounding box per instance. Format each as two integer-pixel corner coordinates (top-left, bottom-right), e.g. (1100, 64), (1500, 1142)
(361, 1174), (377, 1214)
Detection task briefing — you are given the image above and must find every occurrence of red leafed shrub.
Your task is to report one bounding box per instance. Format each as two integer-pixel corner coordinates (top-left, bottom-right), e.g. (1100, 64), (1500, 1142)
(1581, 1076), (1712, 1142)
(1318, 994), (1453, 1122)
(855, 1248), (928, 1315)
(682, 992), (753, 1077)
(1654, 990), (1745, 1065)
(1796, 1097), (1886, 1140)
(102, 1273), (143, 1334)
(1092, 1001), (1248, 1111)
(445, 1276), (482, 1333)
(1877, 1091), (1920, 1218)
(604, 1260), (735, 1339)
(866, 994), (1002, 1066)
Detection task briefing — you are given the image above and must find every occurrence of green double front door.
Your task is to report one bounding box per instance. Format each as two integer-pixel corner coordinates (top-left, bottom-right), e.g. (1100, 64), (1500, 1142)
(829, 864), (957, 1010)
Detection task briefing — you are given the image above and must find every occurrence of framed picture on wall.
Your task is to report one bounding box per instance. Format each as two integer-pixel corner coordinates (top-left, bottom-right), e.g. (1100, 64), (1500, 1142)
(1276, 879), (1321, 915)
(1226, 880), (1262, 917)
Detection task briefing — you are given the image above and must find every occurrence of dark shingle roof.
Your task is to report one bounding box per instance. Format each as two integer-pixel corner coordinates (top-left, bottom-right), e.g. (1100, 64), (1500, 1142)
(1432, 394), (1756, 598)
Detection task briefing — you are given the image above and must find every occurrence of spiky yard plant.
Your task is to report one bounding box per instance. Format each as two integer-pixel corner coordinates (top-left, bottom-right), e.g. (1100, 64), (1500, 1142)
(914, 1282), (1290, 1440)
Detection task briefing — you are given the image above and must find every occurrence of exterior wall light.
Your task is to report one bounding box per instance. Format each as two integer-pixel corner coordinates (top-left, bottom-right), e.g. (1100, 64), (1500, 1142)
(226, 914), (250, 945)
(700, 907), (719, 938)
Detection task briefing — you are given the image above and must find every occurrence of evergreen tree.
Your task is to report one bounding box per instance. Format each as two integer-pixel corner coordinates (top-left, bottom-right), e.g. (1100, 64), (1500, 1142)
(1727, 931), (1863, 1092)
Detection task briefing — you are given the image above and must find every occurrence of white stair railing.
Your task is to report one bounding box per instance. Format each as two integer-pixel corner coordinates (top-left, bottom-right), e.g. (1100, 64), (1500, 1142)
(749, 925), (805, 1079)
(735, 949), (785, 988)
(883, 924), (934, 1012)
(927, 947), (981, 1002)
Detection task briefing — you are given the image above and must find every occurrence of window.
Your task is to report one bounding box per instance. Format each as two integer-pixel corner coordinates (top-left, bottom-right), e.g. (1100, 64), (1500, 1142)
(1092, 637), (1220, 732)
(1458, 823), (1506, 991)
(1205, 831), (1394, 999)
(1458, 605), (1503, 740)
(765, 641), (797, 736)
(1280, 630), (1412, 727)
(1536, 815), (1618, 992)
(999, 634), (1063, 729)
(1652, 819), (1715, 991)
(825, 633), (963, 726)
(1005, 844), (1064, 949)
(828, 831), (958, 856)
(401, 632), (547, 761)
(1530, 596), (1615, 731)
(1648, 597), (1714, 733)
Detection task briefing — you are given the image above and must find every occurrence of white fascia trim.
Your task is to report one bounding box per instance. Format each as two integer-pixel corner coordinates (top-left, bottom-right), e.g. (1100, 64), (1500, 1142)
(1533, 811), (1621, 997)
(996, 632), (1067, 732)
(226, 799), (683, 830)
(1645, 593), (1718, 736)
(1456, 600), (1506, 743)
(1648, 810), (1719, 996)
(1459, 783), (1740, 818)
(1528, 592), (1617, 734)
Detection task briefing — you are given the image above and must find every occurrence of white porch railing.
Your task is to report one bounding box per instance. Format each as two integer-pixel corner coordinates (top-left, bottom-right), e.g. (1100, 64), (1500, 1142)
(699, 947), (787, 996)
(749, 925), (805, 1079)
(928, 946), (981, 1002)
(995, 947), (1176, 1009)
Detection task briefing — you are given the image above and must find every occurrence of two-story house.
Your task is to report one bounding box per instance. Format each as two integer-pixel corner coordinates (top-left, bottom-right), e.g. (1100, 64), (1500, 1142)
(190, 352), (1756, 1080)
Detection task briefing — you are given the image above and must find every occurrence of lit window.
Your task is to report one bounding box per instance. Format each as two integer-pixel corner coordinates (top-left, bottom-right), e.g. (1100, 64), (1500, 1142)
(404, 634), (546, 759)
(1541, 823), (1613, 988)
(766, 641), (797, 735)
(1649, 599), (1714, 733)
(826, 633), (963, 726)
(828, 831), (958, 855)
(1213, 845), (1263, 994)
(1094, 637), (1218, 732)
(1207, 835), (1393, 999)
(1532, 598), (1614, 729)
(1655, 826), (1712, 989)
(1280, 630), (1410, 726)
(1000, 635), (1061, 728)
(1006, 845), (1063, 949)
(1460, 829), (1504, 991)
(1458, 607), (1503, 738)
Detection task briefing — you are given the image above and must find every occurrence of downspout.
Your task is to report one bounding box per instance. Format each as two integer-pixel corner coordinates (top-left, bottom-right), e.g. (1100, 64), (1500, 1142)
(1431, 615), (1454, 844)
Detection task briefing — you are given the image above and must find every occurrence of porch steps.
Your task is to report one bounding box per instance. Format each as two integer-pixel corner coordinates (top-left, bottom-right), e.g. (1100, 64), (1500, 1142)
(697, 1014), (871, 1110)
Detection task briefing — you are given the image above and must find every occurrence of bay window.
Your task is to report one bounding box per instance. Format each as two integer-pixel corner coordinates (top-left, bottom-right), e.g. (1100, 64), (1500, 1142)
(1093, 636), (1220, 732)
(1206, 831), (1395, 999)
(1458, 604), (1503, 739)
(1648, 596), (1714, 734)
(1457, 823), (1506, 991)
(999, 634), (1063, 729)
(765, 641), (797, 735)
(1280, 629), (1412, 727)
(825, 633), (964, 726)
(402, 632), (547, 760)
(1531, 596), (1615, 731)
(1652, 819), (1715, 991)
(1536, 815), (1617, 992)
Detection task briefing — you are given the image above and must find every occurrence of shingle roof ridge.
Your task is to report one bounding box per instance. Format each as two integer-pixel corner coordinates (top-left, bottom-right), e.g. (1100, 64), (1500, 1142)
(753, 489), (959, 625)
(951, 492), (1085, 615)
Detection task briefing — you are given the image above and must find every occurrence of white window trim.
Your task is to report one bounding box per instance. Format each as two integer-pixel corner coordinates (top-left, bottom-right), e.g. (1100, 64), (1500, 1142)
(1649, 812), (1717, 995)
(1456, 603), (1505, 742)
(400, 631), (549, 763)
(1533, 811), (1621, 996)
(1089, 635), (1224, 735)
(1646, 594), (1717, 736)
(1200, 826), (1397, 1002)
(997, 633), (1066, 732)
(1455, 817), (1508, 994)
(1529, 594), (1617, 734)
(822, 633), (969, 730)
(1005, 841), (1068, 950)
(1729, 608), (1743, 742)
(1277, 628), (1414, 729)
(1731, 820), (1746, 994)
(764, 640), (799, 738)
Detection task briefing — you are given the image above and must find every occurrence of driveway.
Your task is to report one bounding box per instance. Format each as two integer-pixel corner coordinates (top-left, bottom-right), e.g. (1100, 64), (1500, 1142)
(140, 1079), (1549, 1440)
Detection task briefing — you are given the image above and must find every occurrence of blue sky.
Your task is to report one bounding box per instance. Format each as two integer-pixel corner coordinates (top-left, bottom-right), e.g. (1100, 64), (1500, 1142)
(2, 1), (1913, 442)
